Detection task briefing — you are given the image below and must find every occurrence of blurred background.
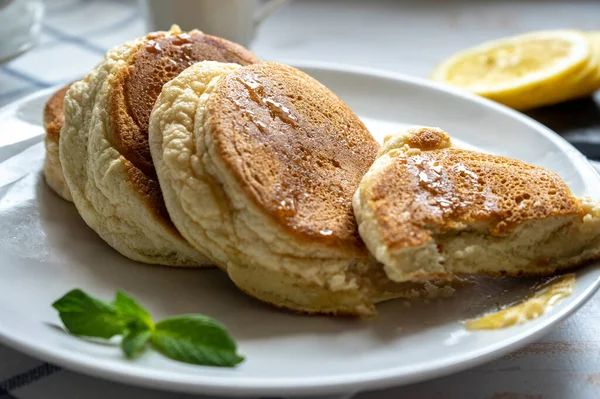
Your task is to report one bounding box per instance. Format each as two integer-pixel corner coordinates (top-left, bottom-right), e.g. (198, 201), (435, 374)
(1, 0), (599, 98)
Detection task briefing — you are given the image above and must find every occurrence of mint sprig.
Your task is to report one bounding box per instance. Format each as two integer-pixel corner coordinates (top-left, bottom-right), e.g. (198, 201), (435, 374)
(52, 289), (244, 367)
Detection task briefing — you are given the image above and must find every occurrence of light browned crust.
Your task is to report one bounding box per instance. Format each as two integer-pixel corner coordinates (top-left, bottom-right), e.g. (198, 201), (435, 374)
(43, 83), (72, 142)
(106, 30), (259, 233)
(369, 147), (583, 251)
(206, 62), (379, 253)
(396, 127), (451, 152)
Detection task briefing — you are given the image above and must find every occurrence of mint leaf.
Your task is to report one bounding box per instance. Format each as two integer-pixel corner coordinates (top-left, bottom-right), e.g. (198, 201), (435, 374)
(122, 328), (152, 359)
(53, 290), (245, 367)
(52, 289), (123, 339)
(151, 316), (244, 367)
(114, 291), (154, 330)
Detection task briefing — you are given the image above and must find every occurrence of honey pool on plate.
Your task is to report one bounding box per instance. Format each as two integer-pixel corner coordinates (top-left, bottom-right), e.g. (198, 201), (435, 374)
(465, 273), (576, 330)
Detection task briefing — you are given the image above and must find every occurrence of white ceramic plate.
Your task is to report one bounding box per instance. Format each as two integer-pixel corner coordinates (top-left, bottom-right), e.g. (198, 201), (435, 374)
(0, 62), (599, 397)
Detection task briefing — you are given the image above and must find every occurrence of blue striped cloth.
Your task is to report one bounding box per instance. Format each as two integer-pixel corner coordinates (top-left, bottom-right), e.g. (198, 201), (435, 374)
(0, 0), (143, 108)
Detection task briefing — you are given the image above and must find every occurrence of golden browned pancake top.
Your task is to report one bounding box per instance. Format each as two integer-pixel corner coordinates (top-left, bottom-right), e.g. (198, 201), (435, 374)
(370, 146), (583, 250)
(207, 62), (379, 251)
(107, 30), (259, 232)
(110, 30), (260, 179)
(43, 83), (72, 142)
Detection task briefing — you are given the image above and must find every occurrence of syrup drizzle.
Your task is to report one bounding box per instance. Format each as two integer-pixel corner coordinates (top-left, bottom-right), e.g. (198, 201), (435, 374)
(235, 75), (299, 128)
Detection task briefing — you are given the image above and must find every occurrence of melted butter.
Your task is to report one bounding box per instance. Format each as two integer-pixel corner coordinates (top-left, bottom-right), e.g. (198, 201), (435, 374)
(264, 98), (298, 127)
(235, 76), (299, 128)
(413, 155), (478, 214)
(410, 151), (500, 218)
(465, 273), (576, 330)
(276, 197), (297, 217)
(171, 33), (192, 45)
(144, 40), (162, 54)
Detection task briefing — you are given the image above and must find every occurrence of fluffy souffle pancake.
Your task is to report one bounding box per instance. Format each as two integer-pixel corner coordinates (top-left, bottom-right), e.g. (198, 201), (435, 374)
(149, 61), (457, 315)
(59, 26), (259, 266)
(354, 126), (600, 282)
(43, 83), (72, 201)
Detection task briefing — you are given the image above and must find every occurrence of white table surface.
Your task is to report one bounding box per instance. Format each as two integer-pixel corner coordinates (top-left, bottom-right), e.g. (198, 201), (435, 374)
(1, 0), (600, 398)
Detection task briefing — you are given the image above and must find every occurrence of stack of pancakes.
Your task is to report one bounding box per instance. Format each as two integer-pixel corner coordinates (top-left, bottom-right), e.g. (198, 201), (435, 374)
(57, 26), (258, 266)
(44, 27), (600, 317)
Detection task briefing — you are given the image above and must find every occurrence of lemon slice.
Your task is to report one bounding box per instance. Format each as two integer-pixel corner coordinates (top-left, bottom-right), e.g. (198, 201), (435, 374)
(585, 32), (600, 89)
(559, 32), (600, 100)
(431, 31), (591, 109)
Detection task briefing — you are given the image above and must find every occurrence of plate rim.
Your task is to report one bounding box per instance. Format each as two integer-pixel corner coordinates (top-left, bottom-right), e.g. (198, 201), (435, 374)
(1, 61), (599, 396)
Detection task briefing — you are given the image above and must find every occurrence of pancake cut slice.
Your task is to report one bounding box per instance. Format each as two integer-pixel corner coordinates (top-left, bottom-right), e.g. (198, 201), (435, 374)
(353, 126), (600, 282)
